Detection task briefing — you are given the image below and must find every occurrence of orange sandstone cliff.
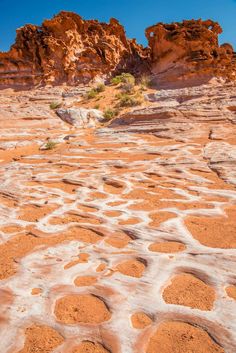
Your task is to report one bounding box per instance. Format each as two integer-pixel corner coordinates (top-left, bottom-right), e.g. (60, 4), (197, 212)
(146, 19), (236, 87)
(0, 13), (235, 88)
(0, 11), (148, 87)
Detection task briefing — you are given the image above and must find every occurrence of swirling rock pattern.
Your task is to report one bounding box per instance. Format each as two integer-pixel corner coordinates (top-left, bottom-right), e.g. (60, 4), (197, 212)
(0, 82), (235, 353)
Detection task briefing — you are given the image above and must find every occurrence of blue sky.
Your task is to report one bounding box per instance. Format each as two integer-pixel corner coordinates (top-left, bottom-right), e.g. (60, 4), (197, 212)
(0, 0), (236, 52)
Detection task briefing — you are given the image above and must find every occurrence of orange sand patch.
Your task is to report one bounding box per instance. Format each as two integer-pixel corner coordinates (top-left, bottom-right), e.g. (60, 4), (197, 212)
(225, 285), (236, 300)
(104, 210), (122, 217)
(0, 194), (18, 208)
(149, 212), (176, 227)
(162, 273), (215, 311)
(0, 144), (40, 164)
(146, 321), (224, 353)
(96, 263), (107, 272)
(185, 206), (236, 248)
(0, 288), (13, 306)
(103, 182), (124, 195)
(116, 259), (145, 278)
(89, 192), (108, 200)
(118, 218), (140, 225)
(107, 201), (126, 206)
(131, 312), (152, 329)
(49, 212), (101, 225)
(31, 288), (42, 295)
(17, 324), (64, 353)
(0, 225), (24, 234)
(72, 341), (109, 353)
(0, 228), (102, 280)
(105, 232), (130, 249)
(54, 294), (111, 324)
(18, 204), (58, 222)
(77, 204), (97, 213)
(64, 253), (89, 269)
(74, 276), (97, 287)
(66, 227), (103, 244)
(148, 241), (186, 253)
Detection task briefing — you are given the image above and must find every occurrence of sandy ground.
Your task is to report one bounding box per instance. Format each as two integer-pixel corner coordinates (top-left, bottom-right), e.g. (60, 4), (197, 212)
(0, 85), (235, 353)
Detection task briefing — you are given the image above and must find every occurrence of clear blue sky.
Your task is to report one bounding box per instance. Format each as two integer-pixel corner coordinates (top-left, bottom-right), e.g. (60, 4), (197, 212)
(0, 0), (236, 52)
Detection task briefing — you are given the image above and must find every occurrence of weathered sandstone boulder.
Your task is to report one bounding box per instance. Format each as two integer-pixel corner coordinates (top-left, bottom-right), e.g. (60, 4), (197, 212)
(56, 107), (104, 128)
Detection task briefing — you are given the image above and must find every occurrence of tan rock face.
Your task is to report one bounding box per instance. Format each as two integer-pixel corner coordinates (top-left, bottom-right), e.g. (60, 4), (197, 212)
(0, 11), (147, 87)
(146, 19), (236, 87)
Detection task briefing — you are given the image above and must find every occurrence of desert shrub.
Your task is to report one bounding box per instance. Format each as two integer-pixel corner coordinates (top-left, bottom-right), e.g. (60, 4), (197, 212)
(86, 89), (98, 99)
(111, 73), (135, 86)
(86, 84), (106, 99)
(93, 104), (100, 110)
(103, 108), (118, 121)
(50, 101), (62, 110)
(139, 75), (152, 89)
(117, 93), (142, 107)
(44, 141), (57, 150)
(95, 83), (105, 93)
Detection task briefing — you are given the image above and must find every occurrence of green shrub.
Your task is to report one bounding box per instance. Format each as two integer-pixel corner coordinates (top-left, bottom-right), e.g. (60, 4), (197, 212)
(50, 102), (62, 110)
(121, 81), (135, 94)
(95, 83), (105, 93)
(86, 89), (98, 99)
(44, 141), (57, 150)
(86, 84), (106, 99)
(103, 108), (118, 121)
(93, 104), (100, 110)
(118, 93), (142, 107)
(139, 75), (152, 89)
(111, 72), (135, 86)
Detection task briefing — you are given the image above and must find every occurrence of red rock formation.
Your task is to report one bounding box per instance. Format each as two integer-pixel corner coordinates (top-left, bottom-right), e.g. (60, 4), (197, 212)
(146, 19), (236, 87)
(1, 15), (236, 88)
(0, 11), (148, 87)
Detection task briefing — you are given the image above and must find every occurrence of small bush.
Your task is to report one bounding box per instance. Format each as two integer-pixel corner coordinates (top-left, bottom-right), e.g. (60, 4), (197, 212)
(50, 102), (62, 110)
(95, 83), (105, 93)
(93, 104), (100, 110)
(44, 141), (57, 150)
(121, 81), (135, 94)
(118, 93), (142, 107)
(103, 108), (118, 121)
(139, 75), (152, 90)
(85, 84), (106, 99)
(86, 89), (98, 99)
(111, 73), (135, 86)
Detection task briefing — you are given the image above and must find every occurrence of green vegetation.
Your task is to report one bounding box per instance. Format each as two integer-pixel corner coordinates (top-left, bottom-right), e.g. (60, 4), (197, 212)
(86, 83), (106, 99)
(50, 102), (62, 110)
(95, 83), (105, 93)
(111, 72), (135, 87)
(93, 104), (100, 110)
(44, 140), (57, 150)
(139, 75), (152, 90)
(103, 108), (118, 121)
(117, 93), (142, 107)
(86, 89), (98, 99)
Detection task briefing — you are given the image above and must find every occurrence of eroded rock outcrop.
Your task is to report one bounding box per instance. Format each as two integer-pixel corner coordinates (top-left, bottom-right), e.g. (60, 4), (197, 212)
(146, 19), (236, 87)
(0, 15), (236, 88)
(0, 11), (148, 87)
